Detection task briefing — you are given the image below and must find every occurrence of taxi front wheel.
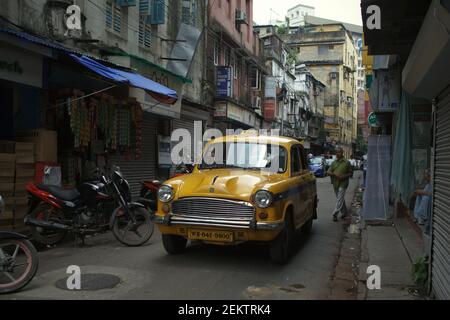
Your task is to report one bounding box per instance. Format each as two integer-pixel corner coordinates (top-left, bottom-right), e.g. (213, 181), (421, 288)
(162, 234), (187, 254)
(269, 215), (294, 265)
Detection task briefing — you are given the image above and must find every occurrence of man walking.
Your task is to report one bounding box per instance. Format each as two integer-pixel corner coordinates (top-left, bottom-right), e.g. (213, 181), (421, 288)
(327, 147), (353, 222)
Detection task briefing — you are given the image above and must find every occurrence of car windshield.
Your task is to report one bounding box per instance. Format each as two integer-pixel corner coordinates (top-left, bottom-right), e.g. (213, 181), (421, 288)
(309, 157), (323, 165)
(199, 142), (287, 173)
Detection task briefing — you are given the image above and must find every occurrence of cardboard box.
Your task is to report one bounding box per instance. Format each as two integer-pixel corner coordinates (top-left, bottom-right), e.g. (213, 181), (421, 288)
(16, 129), (57, 162)
(0, 211), (14, 229)
(15, 142), (35, 155)
(0, 141), (15, 154)
(0, 167), (15, 183)
(14, 182), (28, 196)
(0, 153), (16, 164)
(16, 155), (35, 164)
(14, 208), (28, 220)
(0, 183), (14, 196)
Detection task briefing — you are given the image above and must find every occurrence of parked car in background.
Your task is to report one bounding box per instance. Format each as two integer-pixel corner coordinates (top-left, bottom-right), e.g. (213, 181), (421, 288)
(308, 156), (326, 178)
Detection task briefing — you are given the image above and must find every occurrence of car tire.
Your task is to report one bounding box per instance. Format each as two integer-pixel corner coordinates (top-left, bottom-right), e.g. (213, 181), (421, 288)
(269, 214), (294, 265)
(162, 234), (187, 254)
(302, 217), (313, 235)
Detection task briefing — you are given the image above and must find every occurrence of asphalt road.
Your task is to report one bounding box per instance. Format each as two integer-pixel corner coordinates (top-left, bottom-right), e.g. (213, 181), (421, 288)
(2, 173), (361, 300)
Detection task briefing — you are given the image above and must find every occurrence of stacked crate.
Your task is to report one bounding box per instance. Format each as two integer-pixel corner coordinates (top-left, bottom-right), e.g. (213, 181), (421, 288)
(14, 142), (35, 229)
(0, 142), (16, 230)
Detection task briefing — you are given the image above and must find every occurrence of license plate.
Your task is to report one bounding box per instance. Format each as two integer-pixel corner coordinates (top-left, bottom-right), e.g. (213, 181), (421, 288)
(188, 229), (234, 243)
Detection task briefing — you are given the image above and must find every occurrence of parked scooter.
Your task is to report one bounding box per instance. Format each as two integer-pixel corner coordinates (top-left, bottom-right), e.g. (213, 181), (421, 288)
(25, 166), (154, 247)
(0, 195), (39, 294)
(139, 164), (194, 211)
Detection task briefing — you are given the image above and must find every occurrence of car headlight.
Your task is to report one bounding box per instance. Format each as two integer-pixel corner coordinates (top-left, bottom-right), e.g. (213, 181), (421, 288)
(158, 185), (174, 203)
(254, 190), (273, 208)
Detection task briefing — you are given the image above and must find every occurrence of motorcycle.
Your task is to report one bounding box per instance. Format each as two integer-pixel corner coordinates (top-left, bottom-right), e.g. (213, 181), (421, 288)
(139, 164), (194, 211)
(24, 166), (154, 247)
(0, 195), (39, 294)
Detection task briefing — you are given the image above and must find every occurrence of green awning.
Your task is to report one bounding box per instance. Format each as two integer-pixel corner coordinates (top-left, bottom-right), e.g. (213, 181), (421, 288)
(101, 48), (192, 84)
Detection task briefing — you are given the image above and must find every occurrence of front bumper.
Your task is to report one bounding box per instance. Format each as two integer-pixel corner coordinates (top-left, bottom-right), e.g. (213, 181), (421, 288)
(152, 214), (284, 231)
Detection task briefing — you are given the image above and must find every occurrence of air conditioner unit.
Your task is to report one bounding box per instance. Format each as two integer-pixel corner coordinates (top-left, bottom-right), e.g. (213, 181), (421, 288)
(252, 96), (262, 109)
(330, 72), (337, 79)
(235, 10), (247, 23)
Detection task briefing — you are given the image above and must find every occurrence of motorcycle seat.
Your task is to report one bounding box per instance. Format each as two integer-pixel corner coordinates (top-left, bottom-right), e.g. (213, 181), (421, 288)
(37, 184), (81, 201)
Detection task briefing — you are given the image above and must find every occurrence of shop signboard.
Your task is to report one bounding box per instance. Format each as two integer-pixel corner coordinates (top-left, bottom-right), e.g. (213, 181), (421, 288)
(0, 45), (43, 88)
(214, 102), (227, 118)
(216, 66), (233, 98)
(264, 98), (276, 120)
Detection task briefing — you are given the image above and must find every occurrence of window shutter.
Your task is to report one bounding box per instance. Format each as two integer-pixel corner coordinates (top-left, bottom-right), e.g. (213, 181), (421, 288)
(139, 0), (151, 16)
(191, 1), (198, 27)
(150, 0), (165, 25)
(182, 0), (191, 24)
(139, 17), (152, 48)
(116, 0), (136, 6)
(106, 2), (113, 28)
(113, 5), (122, 33)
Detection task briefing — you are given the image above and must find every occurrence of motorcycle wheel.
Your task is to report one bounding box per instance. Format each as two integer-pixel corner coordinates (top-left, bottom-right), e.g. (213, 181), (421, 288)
(111, 206), (154, 247)
(28, 203), (67, 246)
(0, 238), (39, 294)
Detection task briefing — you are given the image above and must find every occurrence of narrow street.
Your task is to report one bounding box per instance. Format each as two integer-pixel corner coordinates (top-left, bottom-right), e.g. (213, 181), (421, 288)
(2, 173), (360, 300)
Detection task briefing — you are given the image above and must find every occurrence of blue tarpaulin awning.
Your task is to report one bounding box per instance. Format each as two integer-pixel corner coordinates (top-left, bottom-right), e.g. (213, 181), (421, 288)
(0, 28), (178, 105)
(68, 54), (178, 105)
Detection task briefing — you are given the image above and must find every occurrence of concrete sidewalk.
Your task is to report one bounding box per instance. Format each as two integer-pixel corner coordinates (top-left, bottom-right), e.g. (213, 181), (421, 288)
(358, 218), (427, 300)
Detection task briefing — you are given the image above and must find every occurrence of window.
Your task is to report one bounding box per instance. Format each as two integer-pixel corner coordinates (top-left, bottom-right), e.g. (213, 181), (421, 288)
(214, 40), (219, 65)
(182, 0), (199, 28)
(138, 17), (151, 47)
(291, 146), (302, 176)
(138, 0), (151, 48)
(250, 67), (260, 89)
(233, 55), (240, 79)
(224, 47), (230, 66)
(106, 1), (122, 33)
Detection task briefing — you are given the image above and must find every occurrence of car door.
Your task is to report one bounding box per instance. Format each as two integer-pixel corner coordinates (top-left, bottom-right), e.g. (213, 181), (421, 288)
(290, 145), (306, 228)
(300, 147), (316, 221)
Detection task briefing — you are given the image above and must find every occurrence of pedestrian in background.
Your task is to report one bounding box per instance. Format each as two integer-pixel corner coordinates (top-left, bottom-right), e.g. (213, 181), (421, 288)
(327, 147), (353, 222)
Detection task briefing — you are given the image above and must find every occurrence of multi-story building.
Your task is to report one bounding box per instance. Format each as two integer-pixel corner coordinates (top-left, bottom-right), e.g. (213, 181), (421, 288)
(283, 23), (359, 157)
(0, 0), (211, 191)
(206, 0), (265, 133)
(294, 64), (326, 154)
(254, 25), (298, 137)
(286, 4), (315, 27)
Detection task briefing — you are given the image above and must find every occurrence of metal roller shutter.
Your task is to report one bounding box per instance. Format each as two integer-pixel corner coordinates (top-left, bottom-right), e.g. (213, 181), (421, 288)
(432, 86), (450, 300)
(172, 116), (198, 163)
(109, 113), (158, 197)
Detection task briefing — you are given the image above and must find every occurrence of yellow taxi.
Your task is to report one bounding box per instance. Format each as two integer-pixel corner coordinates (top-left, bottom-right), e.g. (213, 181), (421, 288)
(152, 132), (318, 264)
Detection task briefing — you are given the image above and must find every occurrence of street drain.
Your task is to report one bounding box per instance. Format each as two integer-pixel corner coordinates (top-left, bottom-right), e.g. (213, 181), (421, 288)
(55, 273), (121, 291)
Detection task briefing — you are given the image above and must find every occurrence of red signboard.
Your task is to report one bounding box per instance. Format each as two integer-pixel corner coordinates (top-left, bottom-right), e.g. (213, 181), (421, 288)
(264, 98), (276, 120)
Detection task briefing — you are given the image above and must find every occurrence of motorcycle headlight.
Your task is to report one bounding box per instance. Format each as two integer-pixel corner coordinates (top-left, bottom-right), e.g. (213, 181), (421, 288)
(254, 190), (273, 209)
(158, 185), (174, 203)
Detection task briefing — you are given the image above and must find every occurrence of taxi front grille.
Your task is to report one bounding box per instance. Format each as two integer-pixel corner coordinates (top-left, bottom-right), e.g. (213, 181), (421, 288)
(172, 197), (255, 222)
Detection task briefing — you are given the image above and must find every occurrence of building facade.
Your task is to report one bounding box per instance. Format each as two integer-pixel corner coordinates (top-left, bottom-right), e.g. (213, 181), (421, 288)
(206, 0), (265, 133)
(283, 24), (359, 157)
(254, 26), (298, 137)
(0, 0), (210, 193)
(286, 4), (315, 27)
